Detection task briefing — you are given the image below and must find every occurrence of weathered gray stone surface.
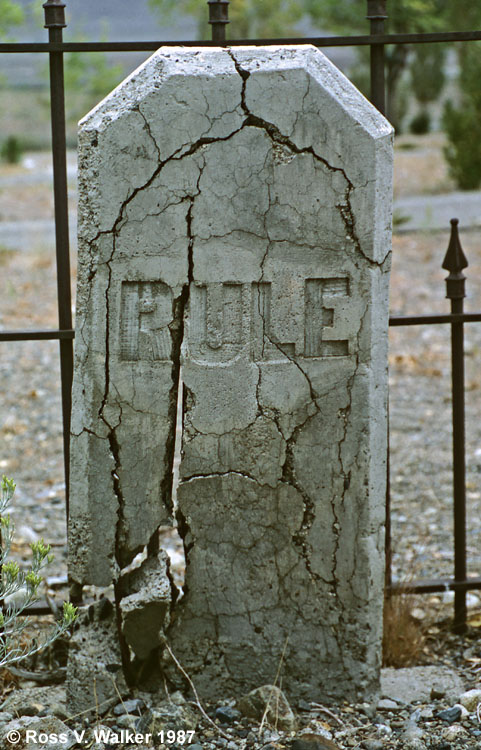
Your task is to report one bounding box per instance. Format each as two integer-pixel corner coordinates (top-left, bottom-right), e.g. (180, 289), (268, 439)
(237, 685), (297, 731)
(69, 45), (393, 704)
(0, 686), (66, 718)
(380, 666), (465, 705)
(1, 716), (77, 750)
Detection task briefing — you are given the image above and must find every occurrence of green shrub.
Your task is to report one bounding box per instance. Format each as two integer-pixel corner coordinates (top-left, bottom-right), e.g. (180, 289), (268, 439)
(1, 136), (22, 164)
(443, 42), (481, 190)
(444, 102), (481, 190)
(409, 111), (431, 135)
(410, 44), (446, 109)
(0, 475), (76, 667)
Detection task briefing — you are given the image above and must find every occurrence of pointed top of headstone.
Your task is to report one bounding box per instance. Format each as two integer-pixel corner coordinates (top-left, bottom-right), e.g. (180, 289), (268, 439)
(442, 218), (468, 274)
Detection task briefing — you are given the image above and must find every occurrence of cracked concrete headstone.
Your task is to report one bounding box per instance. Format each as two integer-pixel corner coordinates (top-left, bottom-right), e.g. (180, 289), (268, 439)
(69, 45), (393, 705)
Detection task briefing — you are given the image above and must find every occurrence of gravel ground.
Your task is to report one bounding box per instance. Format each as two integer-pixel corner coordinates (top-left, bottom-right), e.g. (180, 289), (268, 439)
(393, 133), (456, 198)
(0, 653), (481, 749)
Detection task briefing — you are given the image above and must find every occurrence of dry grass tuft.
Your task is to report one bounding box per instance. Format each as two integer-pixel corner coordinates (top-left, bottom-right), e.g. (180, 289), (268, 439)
(382, 590), (426, 667)
(0, 246), (15, 266)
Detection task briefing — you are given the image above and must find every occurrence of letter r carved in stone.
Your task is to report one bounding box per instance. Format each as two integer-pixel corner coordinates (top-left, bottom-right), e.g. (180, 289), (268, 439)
(120, 281), (172, 362)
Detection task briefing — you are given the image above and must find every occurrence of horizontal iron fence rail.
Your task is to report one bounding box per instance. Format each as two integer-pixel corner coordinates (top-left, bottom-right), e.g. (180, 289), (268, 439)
(389, 313), (481, 326)
(2, 30), (481, 54)
(4, 316), (481, 343)
(0, 329), (75, 341)
(390, 576), (481, 595)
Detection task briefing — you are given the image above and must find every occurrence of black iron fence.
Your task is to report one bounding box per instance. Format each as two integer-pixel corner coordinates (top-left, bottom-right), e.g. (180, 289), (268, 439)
(1, 0), (481, 631)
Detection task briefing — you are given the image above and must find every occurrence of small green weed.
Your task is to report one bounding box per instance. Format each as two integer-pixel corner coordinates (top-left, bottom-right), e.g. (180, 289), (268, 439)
(0, 475), (76, 667)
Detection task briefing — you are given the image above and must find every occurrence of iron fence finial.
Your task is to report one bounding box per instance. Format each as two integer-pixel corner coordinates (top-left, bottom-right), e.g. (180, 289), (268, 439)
(208, 0), (229, 43)
(366, 0), (388, 21)
(43, 0), (66, 29)
(443, 218), (468, 300)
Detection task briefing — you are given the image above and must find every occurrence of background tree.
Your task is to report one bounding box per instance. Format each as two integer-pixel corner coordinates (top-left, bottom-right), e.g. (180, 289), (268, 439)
(303, 0), (453, 129)
(0, 0), (23, 38)
(228, 0), (303, 39)
(0, 1), (25, 160)
(409, 44), (446, 134)
(443, 41), (481, 189)
(149, 0), (303, 40)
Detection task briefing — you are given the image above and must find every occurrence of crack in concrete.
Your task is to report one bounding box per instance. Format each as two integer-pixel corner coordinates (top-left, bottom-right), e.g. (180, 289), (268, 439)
(181, 469), (266, 486)
(91, 393), (136, 684)
(71, 426), (104, 440)
(136, 104), (161, 162)
(162, 191), (196, 521)
(92, 135), (203, 686)
(168, 186), (198, 578)
(225, 48), (363, 592)
(228, 48), (388, 273)
(251, 257), (336, 589)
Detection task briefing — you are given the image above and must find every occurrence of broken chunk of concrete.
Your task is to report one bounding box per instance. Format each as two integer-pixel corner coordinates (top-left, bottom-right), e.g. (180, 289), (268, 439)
(66, 598), (128, 715)
(119, 550), (173, 659)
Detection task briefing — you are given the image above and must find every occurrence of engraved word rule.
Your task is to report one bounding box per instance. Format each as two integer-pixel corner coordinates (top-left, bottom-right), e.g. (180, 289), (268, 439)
(120, 277), (352, 363)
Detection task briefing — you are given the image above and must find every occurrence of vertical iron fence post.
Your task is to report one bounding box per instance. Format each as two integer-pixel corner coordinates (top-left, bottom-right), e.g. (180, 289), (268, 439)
(442, 218), (468, 633)
(366, 0), (387, 115)
(208, 0), (229, 43)
(384, 426), (391, 592)
(43, 0), (73, 520)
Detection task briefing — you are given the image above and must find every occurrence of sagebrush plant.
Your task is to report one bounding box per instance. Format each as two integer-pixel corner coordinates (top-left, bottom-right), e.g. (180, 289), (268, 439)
(382, 588), (426, 668)
(0, 475), (77, 667)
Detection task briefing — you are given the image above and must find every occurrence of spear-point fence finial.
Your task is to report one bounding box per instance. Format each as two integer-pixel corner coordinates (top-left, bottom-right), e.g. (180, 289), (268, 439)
(43, 0), (66, 29)
(443, 218), (468, 300)
(441, 219), (468, 633)
(208, 0), (229, 43)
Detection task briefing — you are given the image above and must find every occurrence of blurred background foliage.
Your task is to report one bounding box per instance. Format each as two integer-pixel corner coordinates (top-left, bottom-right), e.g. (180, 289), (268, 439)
(0, 0), (24, 38)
